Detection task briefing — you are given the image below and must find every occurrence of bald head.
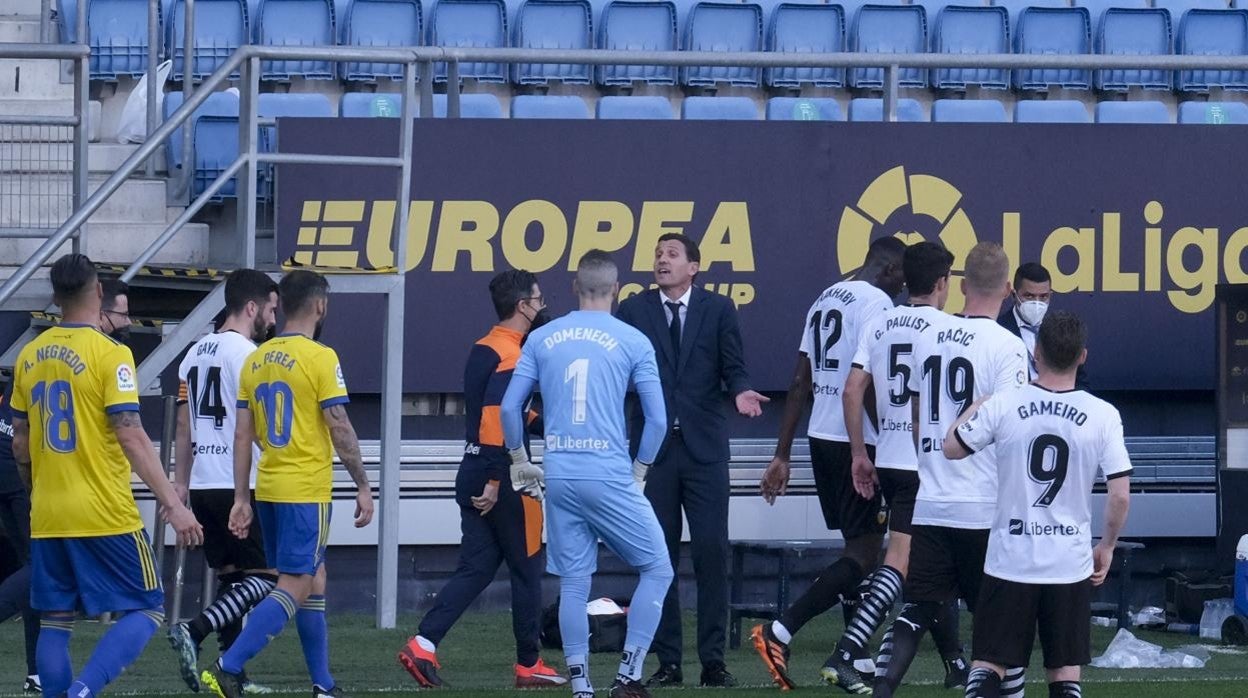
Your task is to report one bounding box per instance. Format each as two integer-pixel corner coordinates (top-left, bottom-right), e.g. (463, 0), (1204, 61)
(964, 242), (1010, 298)
(575, 249), (618, 301)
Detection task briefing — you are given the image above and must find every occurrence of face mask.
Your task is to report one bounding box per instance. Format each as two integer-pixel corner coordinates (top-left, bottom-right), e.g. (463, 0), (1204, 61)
(528, 307), (552, 332)
(1017, 299), (1049, 327)
(313, 318), (325, 342)
(109, 326), (131, 344)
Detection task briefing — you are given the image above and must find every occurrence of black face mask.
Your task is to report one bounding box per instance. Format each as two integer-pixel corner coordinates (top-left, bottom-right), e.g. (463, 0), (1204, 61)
(109, 326), (131, 344)
(313, 317), (325, 342)
(522, 307), (551, 345)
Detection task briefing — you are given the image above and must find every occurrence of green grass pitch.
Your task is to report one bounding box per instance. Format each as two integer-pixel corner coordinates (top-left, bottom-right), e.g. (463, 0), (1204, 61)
(1, 610), (1246, 696)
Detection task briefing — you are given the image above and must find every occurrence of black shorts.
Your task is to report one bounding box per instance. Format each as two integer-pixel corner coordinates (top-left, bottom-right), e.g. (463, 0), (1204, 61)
(904, 525), (990, 608)
(189, 489), (269, 571)
(877, 468), (919, 536)
(810, 438), (885, 539)
(972, 574), (1093, 669)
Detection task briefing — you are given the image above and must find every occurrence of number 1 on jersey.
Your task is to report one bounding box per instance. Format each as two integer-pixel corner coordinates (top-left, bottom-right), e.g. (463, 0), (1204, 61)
(565, 358), (589, 425)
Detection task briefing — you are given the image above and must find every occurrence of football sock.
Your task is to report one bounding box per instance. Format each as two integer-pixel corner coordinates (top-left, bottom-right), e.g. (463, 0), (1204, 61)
(779, 557), (863, 636)
(70, 609), (163, 698)
(220, 589), (296, 675)
(37, 615), (74, 697)
(558, 576), (592, 659)
(838, 565), (903, 657)
(770, 621), (792, 644)
(873, 601), (938, 694)
(930, 599), (965, 661)
(192, 573), (277, 647)
(621, 557), (673, 657)
(567, 654), (592, 697)
(617, 645), (646, 683)
(965, 667), (1003, 698)
(296, 595), (333, 691)
(1049, 680), (1080, 698)
(1002, 667), (1027, 696)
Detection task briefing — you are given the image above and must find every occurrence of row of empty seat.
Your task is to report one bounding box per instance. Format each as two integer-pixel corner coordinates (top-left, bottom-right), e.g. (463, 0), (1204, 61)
(65, 0), (1248, 92)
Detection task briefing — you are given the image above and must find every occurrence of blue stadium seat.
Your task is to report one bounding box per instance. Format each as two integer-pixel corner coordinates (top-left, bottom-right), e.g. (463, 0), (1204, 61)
(511, 95), (592, 118)
(681, 96), (759, 119)
(849, 4), (927, 89)
(88, 0), (158, 79)
(1014, 99), (1090, 122)
(993, 0), (1068, 30)
(339, 92), (504, 117)
(428, 0), (509, 82)
(57, 0), (79, 43)
(596, 95), (675, 118)
(932, 99), (1008, 122)
(163, 91), (240, 178)
(848, 97), (927, 121)
(765, 2), (846, 88)
(682, 2), (765, 87)
(193, 115), (242, 201)
(255, 93), (334, 200)
(1094, 100), (1170, 122)
(342, 0), (423, 82)
(168, 0), (248, 81)
(256, 0), (336, 80)
(930, 4), (1011, 89)
(512, 0), (594, 84)
(1178, 100), (1248, 123)
(766, 97), (843, 120)
(1083, 0), (1173, 90)
(1009, 4), (1093, 90)
(597, 1), (679, 86)
(1157, 0), (1248, 91)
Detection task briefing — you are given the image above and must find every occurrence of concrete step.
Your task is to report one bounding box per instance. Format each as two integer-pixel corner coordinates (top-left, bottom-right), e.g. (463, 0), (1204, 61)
(0, 222), (211, 272)
(0, 0), (44, 17)
(0, 57), (68, 99)
(0, 142), (167, 173)
(0, 175), (177, 225)
(0, 265), (51, 312)
(0, 99), (103, 142)
(0, 16), (42, 42)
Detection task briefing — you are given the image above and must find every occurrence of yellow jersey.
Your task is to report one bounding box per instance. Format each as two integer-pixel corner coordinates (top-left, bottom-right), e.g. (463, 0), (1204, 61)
(11, 324), (145, 538)
(237, 333), (348, 503)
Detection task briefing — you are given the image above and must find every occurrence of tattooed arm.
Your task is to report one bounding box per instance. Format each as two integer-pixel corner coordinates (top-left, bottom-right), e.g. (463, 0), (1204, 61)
(323, 403), (374, 527)
(110, 410), (203, 546)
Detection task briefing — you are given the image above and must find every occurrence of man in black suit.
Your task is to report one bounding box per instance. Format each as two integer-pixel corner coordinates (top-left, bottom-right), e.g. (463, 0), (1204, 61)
(998, 262), (1090, 390)
(616, 232), (769, 688)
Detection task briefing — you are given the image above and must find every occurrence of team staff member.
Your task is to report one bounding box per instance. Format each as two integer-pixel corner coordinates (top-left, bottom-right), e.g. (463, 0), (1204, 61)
(12, 253), (203, 698)
(0, 380), (40, 693)
(998, 263), (1089, 390)
(398, 270), (566, 689)
(617, 233), (769, 688)
(100, 279), (131, 343)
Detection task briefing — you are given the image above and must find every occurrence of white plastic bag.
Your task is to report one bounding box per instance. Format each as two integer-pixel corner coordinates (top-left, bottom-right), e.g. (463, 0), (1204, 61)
(117, 60), (173, 144)
(1090, 628), (1209, 669)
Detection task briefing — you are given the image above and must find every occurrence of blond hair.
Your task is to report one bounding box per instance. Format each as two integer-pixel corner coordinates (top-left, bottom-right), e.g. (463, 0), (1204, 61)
(963, 242), (1010, 296)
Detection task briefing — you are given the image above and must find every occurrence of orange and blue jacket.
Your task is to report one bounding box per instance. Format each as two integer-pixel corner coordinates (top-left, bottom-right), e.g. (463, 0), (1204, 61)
(463, 325), (541, 480)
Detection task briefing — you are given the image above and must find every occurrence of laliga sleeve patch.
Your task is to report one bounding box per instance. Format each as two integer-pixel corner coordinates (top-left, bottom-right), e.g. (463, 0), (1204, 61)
(335, 364), (346, 389)
(117, 364), (137, 392)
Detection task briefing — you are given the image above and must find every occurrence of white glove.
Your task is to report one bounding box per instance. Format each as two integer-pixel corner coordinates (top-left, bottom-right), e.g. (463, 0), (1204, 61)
(632, 459), (650, 491)
(509, 447), (546, 501)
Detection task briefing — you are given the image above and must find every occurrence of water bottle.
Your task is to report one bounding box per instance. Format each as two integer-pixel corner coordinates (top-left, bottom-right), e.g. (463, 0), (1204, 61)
(1236, 535), (1248, 619)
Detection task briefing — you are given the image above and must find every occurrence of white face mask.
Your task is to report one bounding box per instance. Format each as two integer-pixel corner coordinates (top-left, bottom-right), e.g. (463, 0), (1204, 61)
(1017, 299), (1049, 327)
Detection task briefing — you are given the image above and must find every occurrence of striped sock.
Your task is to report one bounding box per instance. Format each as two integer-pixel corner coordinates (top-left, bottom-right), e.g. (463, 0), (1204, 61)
(296, 595), (333, 690)
(965, 667), (1002, 698)
(839, 565), (903, 655)
(202, 575), (277, 635)
(221, 589), (297, 675)
(1002, 667), (1026, 696)
(1048, 680), (1080, 698)
(70, 609), (163, 697)
(37, 616), (74, 697)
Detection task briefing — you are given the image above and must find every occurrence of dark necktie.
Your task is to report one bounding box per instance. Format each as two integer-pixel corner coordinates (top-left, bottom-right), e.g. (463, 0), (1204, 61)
(666, 301), (682, 352)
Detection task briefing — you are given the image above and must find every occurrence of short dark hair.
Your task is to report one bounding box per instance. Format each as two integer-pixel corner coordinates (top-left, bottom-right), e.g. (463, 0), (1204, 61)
(50, 253), (97, 306)
(657, 233), (700, 264)
(903, 242), (954, 296)
(1037, 310), (1086, 372)
(489, 269), (539, 321)
(1014, 262), (1051, 289)
(864, 236), (906, 268)
(225, 269), (279, 315)
(576, 249), (618, 298)
(101, 279), (129, 312)
(278, 269), (329, 317)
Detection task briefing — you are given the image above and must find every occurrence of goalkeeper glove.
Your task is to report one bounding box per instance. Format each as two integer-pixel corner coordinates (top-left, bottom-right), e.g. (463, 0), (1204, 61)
(509, 447), (546, 502)
(632, 459), (650, 491)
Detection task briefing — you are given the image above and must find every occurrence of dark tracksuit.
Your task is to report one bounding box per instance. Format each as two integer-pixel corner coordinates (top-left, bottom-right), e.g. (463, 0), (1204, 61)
(417, 325), (545, 666)
(0, 386), (38, 678)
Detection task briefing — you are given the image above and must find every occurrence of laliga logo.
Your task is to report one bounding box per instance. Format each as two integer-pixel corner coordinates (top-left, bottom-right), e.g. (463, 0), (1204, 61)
(837, 166), (978, 312)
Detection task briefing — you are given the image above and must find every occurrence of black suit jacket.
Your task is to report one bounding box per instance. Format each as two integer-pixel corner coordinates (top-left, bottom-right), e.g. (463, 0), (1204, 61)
(997, 306), (1091, 391)
(616, 287), (752, 465)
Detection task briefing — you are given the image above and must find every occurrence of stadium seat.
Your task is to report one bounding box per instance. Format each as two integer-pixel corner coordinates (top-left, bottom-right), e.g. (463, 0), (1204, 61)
(765, 97), (843, 120)
(193, 115), (242, 201)
(162, 90), (239, 177)
(681, 96), (759, 119)
(255, 0), (336, 80)
(993, 0), (1068, 29)
(87, 0), (157, 79)
(929, 4), (1011, 89)
(57, 0), (79, 43)
(931, 99), (1008, 122)
(1094, 100), (1170, 122)
(511, 95), (592, 118)
(1177, 100), (1248, 123)
(682, 1), (765, 88)
(342, 0), (423, 82)
(847, 97), (927, 121)
(1082, 0), (1174, 91)
(253, 93), (334, 200)
(849, 4), (928, 89)
(596, 95), (675, 119)
(513, 0), (594, 85)
(1157, 0), (1248, 91)
(339, 92), (505, 117)
(168, 0), (248, 81)
(597, 1), (679, 86)
(428, 0), (509, 82)
(1008, 3), (1093, 90)
(765, 2), (846, 88)
(1014, 99), (1090, 122)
